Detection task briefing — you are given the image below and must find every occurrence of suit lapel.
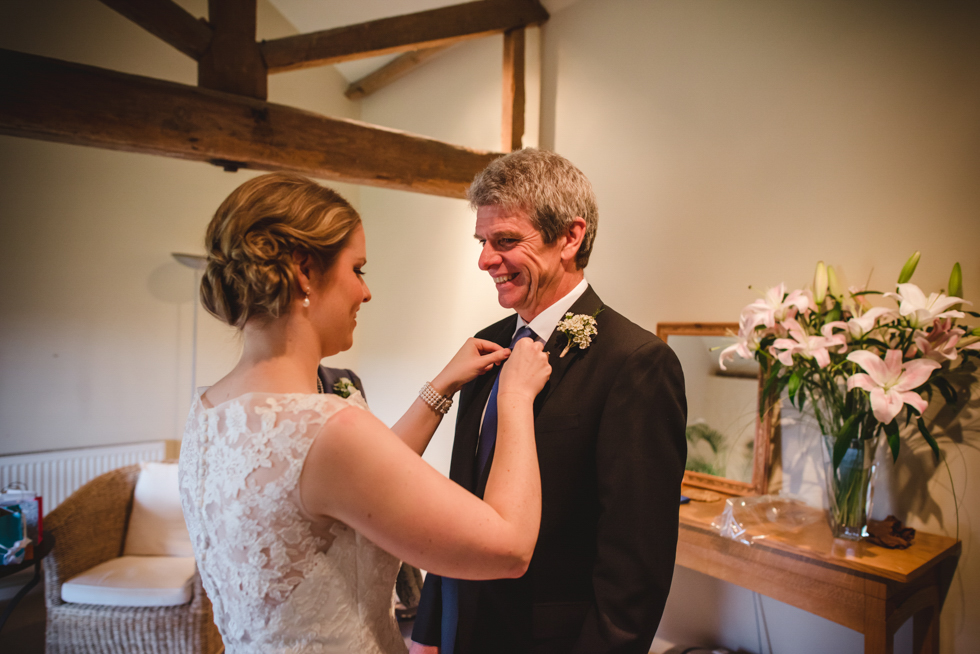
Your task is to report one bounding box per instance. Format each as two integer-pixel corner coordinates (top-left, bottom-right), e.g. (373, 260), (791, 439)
(536, 285), (604, 413)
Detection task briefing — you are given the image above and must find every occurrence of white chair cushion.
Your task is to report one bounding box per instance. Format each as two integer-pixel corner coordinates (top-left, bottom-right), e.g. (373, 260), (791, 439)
(61, 555), (196, 607)
(123, 461), (193, 557)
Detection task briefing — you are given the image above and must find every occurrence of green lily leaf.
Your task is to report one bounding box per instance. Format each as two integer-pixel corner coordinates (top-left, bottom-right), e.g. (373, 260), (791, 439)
(916, 416), (941, 463)
(833, 432), (852, 472)
(883, 419), (901, 462)
(788, 370), (803, 405)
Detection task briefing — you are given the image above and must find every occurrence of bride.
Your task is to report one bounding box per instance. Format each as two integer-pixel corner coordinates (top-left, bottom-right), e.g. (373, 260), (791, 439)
(178, 172), (550, 654)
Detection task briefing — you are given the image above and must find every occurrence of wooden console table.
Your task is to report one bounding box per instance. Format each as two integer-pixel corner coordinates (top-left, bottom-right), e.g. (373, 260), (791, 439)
(676, 495), (960, 654)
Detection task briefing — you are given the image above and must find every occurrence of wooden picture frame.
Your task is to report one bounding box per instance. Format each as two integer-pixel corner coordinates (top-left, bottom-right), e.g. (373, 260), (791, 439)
(656, 322), (776, 496)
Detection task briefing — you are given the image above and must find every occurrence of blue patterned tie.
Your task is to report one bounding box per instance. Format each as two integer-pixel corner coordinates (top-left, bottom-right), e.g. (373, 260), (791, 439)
(477, 325), (536, 477)
(442, 325), (536, 654)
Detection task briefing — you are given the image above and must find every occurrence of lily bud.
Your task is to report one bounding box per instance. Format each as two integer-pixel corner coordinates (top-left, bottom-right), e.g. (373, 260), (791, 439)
(827, 265), (842, 300)
(897, 251), (920, 284)
(948, 262), (963, 298)
(814, 260), (828, 305)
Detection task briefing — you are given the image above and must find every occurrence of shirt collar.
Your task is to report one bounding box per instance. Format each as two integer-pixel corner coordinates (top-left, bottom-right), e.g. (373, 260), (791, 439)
(515, 278), (589, 343)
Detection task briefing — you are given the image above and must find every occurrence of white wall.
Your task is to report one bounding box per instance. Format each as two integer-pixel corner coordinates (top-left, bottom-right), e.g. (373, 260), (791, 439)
(355, 1), (980, 652)
(0, 0), (362, 454)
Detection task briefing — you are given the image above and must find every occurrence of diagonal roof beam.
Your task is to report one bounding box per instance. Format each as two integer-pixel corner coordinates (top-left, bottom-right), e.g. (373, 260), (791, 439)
(0, 48), (501, 198)
(97, 0), (213, 60)
(345, 45), (454, 100)
(261, 0), (549, 74)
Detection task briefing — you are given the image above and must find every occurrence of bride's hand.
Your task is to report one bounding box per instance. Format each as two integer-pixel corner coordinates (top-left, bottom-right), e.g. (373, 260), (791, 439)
(431, 338), (511, 396)
(498, 338), (551, 401)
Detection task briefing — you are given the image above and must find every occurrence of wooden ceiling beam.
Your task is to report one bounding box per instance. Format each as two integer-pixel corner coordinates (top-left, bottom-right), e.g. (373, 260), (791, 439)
(345, 45), (453, 100)
(0, 48), (501, 198)
(261, 0), (549, 74)
(97, 0), (212, 60)
(501, 28), (525, 152)
(198, 0), (266, 99)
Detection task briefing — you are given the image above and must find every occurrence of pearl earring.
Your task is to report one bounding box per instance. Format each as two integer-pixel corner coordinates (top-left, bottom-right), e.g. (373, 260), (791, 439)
(302, 288), (310, 308)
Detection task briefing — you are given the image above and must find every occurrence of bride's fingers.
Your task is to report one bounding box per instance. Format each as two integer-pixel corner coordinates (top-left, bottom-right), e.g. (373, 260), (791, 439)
(477, 348), (511, 368)
(471, 338), (506, 354)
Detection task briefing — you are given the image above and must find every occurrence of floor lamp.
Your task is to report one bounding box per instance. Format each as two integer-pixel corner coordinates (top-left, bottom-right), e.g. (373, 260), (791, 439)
(172, 253), (207, 399)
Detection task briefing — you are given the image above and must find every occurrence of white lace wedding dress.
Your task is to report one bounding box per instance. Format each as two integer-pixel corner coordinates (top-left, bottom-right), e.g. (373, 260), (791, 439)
(179, 389), (407, 654)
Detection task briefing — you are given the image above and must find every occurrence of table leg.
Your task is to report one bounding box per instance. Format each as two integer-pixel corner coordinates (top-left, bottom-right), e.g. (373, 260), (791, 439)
(864, 590), (893, 654)
(912, 604), (939, 654)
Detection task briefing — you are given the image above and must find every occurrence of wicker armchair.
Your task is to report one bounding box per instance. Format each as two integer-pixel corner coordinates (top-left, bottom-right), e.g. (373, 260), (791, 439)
(42, 464), (222, 654)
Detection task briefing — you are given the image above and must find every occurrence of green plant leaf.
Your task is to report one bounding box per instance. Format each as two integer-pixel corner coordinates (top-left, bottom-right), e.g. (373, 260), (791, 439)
(788, 370), (803, 405)
(851, 290), (884, 297)
(883, 420), (901, 462)
(833, 432), (852, 472)
(916, 417), (941, 463)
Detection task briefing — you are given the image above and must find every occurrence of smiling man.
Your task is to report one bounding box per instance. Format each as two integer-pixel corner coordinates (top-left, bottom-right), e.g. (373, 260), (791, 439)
(411, 149), (688, 654)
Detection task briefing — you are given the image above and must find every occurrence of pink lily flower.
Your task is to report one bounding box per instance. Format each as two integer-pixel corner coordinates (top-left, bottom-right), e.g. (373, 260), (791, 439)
(770, 319), (846, 368)
(846, 286), (872, 314)
(846, 350), (941, 424)
(719, 314), (761, 370)
(844, 306), (896, 339)
(743, 283), (812, 330)
(914, 318), (966, 362)
(885, 283), (969, 329)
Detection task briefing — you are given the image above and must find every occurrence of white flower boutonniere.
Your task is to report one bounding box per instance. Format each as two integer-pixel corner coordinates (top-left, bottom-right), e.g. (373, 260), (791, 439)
(556, 310), (600, 358)
(333, 377), (357, 398)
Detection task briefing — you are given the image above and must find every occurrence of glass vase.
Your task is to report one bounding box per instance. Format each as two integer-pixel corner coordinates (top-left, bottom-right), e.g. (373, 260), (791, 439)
(821, 434), (879, 540)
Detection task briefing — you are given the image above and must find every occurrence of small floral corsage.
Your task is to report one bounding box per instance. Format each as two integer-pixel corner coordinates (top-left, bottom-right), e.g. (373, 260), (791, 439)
(333, 377), (357, 398)
(556, 310), (600, 358)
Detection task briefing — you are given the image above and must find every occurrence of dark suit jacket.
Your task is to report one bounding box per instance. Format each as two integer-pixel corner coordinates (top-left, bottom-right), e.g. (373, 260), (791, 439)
(317, 366), (365, 400)
(412, 286), (687, 654)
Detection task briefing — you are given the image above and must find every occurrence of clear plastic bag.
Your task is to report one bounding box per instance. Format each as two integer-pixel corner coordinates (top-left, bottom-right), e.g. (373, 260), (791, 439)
(711, 494), (822, 546)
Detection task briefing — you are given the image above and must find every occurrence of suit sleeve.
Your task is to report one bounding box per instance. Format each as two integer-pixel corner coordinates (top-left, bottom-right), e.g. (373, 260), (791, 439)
(412, 572), (442, 645)
(572, 339), (687, 654)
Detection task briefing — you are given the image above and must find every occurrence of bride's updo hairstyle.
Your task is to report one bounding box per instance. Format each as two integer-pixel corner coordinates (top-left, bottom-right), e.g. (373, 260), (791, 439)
(201, 172), (361, 328)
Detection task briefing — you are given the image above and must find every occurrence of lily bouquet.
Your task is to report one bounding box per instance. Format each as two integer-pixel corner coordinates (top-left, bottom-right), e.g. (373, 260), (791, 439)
(719, 253), (979, 539)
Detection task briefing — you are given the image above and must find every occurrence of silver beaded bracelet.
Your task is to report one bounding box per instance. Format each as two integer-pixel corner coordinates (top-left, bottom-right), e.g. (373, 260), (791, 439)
(419, 382), (453, 415)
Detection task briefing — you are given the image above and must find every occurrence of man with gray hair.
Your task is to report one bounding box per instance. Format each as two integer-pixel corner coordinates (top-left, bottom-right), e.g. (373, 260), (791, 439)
(411, 148), (687, 654)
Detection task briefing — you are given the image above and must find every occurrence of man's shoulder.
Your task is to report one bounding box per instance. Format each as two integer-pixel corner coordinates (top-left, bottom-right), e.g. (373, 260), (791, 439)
(592, 303), (664, 356)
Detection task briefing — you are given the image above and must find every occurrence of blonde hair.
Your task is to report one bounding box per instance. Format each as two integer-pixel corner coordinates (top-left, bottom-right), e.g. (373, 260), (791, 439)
(200, 172), (361, 328)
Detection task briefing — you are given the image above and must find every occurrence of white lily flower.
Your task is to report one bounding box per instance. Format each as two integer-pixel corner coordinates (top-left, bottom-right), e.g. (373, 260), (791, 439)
(845, 307), (896, 339)
(885, 283), (969, 329)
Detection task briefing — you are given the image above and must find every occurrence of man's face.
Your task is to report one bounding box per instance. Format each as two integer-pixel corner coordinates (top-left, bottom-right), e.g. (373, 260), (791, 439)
(475, 205), (567, 322)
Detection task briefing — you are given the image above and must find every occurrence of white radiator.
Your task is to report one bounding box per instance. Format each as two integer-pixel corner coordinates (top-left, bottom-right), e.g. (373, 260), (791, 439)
(0, 441), (167, 515)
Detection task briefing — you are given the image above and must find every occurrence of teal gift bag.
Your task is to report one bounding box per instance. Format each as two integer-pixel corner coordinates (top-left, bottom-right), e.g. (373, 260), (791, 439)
(0, 505), (28, 565)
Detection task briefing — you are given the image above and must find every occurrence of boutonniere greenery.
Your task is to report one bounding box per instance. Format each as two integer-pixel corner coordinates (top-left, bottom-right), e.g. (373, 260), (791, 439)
(556, 309), (601, 358)
(333, 377), (357, 398)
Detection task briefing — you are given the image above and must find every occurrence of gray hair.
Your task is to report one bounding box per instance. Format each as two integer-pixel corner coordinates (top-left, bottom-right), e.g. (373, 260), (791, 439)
(467, 148), (598, 269)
